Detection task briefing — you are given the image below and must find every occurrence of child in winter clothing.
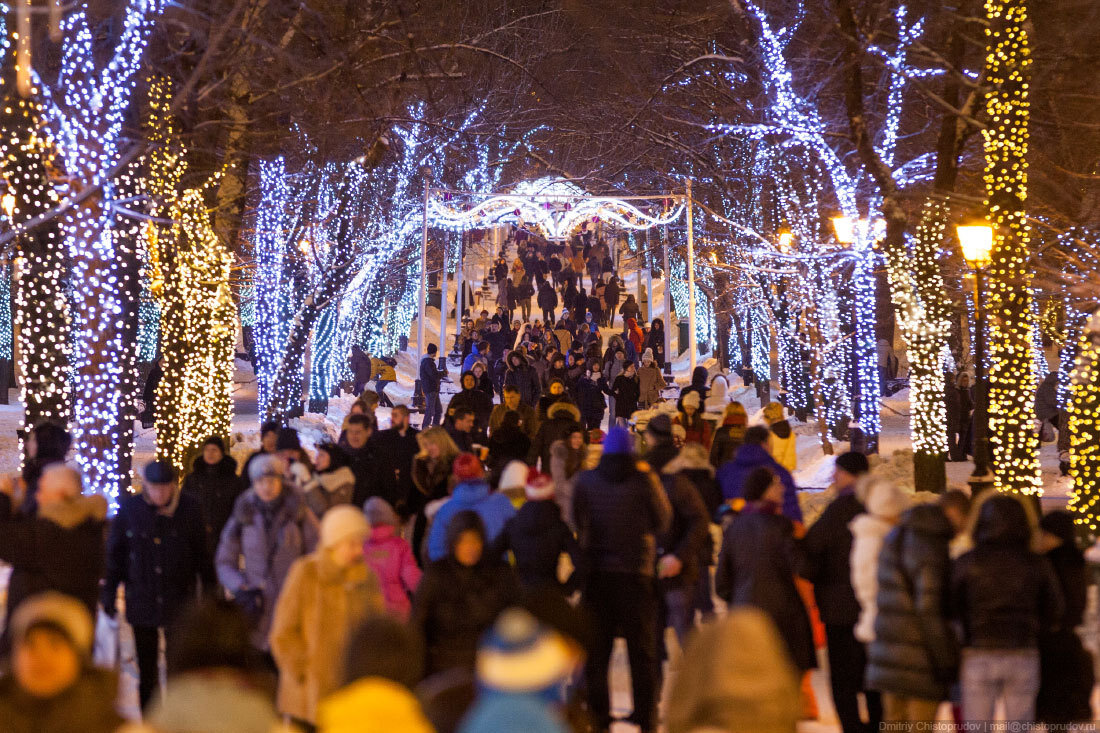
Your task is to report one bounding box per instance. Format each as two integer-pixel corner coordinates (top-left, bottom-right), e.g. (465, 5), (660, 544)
(849, 477), (910, 643)
(363, 498), (422, 621)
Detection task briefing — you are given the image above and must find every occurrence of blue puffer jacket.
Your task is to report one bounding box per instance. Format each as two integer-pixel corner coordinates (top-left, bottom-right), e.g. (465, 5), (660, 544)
(427, 480), (516, 561)
(716, 443), (802, 522)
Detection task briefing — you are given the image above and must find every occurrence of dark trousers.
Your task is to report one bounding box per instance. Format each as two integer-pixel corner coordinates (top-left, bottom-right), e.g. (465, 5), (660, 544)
(375, 380), (394, 407)
(825, 623), (882, 733)
(133, 624), (172, 712)
(583, 572), (659, 731)
(423, 391), (442, 426)
(542, 308), (554, 324)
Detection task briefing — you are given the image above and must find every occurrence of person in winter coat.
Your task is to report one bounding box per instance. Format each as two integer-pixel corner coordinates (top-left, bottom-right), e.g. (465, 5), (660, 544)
(537, 377), (570, 421)
(270, 505), (385, 727)
(361, 498), (422, 622)
(617, 294), (640, 331)
(549, 428), (587, 527)
(516, 274), (534, 321)
(637, 349), (664, 408)
(488, 410), (533, 476)
(678, 365), (710, 409)
(666, 607), (802, 733)
(181, 436), (245, 560)
(715, 467), (816, 672)
(413, 511), (520, 676)
(572, 427), (672, 733)
(457, 608), (580, 733)
(624, 317), (644, 355)
(409, 427), (459, 566)
(488, 386), (540, 438)
(317, 616), (434, 733)
(303, 442), (357, 519)
(799, 451), (882, 733)
(610, 360), (640, 427)
(710, 401), (748, 468)
(102, 460), (217, 710)
(537, 280), (558, 324)
(529, 400), (582, 472)
(651, 444), (710, 646)
(951, 493), (1063, 723)
(349, 345), (372, 395)
(240, 420), (280, 482)
(675, 390), (712, 449)
(426, 454), (516, 562)
(643, 318), (667, 370)
(850, 477), (909, 643)
(0, 593), (125, 733)
(763, 401), (798, 472)
(445, 408), (478, 454)
(864, 503), (956, 726)
(1035, 510), (1094, 724)
(717, 425), (802, 522)
(0, 465), (107, 625)
(216, 455), (321, 650)
(3, 420), (71, 518)
(140, 598), (284, 733)
(420, 344), (444, 427)
(503, 350), (541, 408)
(461, 341), (489, 375)
(493, 472), (583, 595)
(661, 443), (721, 625)
(573, 363), (607, 430)
(369, 355), (397, 407)
(469, 360), (495, 400)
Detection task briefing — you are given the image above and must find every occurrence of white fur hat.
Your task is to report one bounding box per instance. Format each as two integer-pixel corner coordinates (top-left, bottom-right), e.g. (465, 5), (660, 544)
(500, 460), (530, 491)
(320, 505), (370, 548)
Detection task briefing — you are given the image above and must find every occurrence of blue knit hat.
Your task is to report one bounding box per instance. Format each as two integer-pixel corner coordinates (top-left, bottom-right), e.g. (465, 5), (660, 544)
(603, 426), (633, 455)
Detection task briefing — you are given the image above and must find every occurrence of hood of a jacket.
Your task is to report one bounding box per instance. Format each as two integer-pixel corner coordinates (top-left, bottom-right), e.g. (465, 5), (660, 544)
(691, 366), (709, 389)
(770, 420), (792, 440)
(858, 477), (910, 520)
(973, 494), (1032, 547)
(38, 493), (108, 529)
(547, 401), (581, 423)
(190, 454), (239, 477)
(507, 351), (531, 370)
(452, 479), (491, 504)
(903, 503), (954, 539)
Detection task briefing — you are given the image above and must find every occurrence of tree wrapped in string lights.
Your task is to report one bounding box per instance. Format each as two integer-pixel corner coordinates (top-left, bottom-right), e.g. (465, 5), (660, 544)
(142, 77), (236, 472)
(1067, 310), (1100, 536)
(982, 0), (1042, 494)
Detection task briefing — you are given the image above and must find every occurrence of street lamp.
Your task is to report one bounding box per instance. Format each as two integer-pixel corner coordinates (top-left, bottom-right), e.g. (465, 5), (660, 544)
(777, 229), (794, 252)
(831, 215), (855, 245)
(958, 220), (994, 493)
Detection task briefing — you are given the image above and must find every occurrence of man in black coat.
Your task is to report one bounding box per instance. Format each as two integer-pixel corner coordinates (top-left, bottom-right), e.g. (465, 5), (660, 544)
(372, 405), (419, 516)
(420, 343), (443, 427)
(573, 426), (671, 733)
(180, 436), (245, 559)
(341, 414), (387, 508)
(446, 371), (494, 441)
(445, 407), (477, 454)
(528, 400), (582, 471)
(800, 451), (882, 733)
(102, 461), (216, 710)
(503, 350), (541, 408)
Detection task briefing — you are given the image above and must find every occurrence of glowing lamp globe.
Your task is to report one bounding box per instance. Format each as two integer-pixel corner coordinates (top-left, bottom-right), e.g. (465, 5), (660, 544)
(831, 215), (855, 244)
(777, 230), (794, 252)
(957, 223), (994, 269)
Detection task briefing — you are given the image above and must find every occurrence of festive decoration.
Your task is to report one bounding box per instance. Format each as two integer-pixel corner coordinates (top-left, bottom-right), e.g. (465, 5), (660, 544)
(1068, 310), (1100, 533)
(982, 0), (1042, 494)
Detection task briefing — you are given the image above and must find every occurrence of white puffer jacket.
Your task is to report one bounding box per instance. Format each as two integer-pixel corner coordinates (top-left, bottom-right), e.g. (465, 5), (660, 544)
(848, 477), (910, 643)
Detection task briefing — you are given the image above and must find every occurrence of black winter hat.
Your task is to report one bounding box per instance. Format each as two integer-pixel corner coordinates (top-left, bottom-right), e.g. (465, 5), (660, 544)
(144, 460), (177, 484)
(834, 451), (869, 476)
(203, 435), (226, 453)
(275, 427), (301, 451)
(646, 414), (672, 438)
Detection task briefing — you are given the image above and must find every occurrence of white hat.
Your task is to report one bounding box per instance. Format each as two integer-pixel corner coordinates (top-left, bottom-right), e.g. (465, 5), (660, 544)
(500, 460), (529, 491)
(11, 592), (94, 657)
(477, 608), (575, 693)
(320, 505), (370, 549)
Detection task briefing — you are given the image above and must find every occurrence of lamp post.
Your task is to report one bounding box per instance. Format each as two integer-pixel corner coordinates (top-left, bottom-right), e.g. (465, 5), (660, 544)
(958, 221), (994, 493)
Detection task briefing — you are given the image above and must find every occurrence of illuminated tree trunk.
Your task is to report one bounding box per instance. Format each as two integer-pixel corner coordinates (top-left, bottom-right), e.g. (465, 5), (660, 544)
(983, 0), (1042, 494)
(1068, 311), (1100, 537)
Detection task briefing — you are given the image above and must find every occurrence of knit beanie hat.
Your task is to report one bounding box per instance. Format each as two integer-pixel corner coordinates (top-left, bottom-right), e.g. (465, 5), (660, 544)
(681, 391), (701, 410)
(525, 470), (555, 501)
(248, 454), (284, 484)
(762, 402), (785, 425)
(453, 452), (485, 482)
(203, 435), (226, 453)
(642, 348), (654, 364)
(275, 427), (301, 451)
(603, 426), (634, 456)
(646, 413), (672, 438)
(834, 451), (869, 477)
(144, 459), (178, 485)
(476, 608), (575, 694)
(499, 460), (529, 491)
(363, 497), (398, 528)
(320, 505), (370, 549)
(10, 592), (95, 658)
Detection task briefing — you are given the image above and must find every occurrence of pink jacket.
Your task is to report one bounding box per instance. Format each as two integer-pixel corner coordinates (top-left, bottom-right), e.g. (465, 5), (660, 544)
(363, 526), (422, 620)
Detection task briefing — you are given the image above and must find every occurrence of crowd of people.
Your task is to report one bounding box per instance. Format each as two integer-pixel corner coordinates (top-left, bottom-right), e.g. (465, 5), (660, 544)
(0, 225), (1095, 733)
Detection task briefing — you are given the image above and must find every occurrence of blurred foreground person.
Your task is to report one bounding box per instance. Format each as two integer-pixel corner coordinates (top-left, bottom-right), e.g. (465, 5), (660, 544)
(181, 436), (245, 559)
(362, 498), (422, 621)
(951, 493), (1063, 724)
(0, 592), (124, 733)
(666, 607), (801, 733)
(0, 464), (107, 630)
(317, 616), (434, 733)
(140, 598), (287, 733)
(270, 505), (384, 730)
(457, 609), (582, 733)
(850, 478), (909, 644)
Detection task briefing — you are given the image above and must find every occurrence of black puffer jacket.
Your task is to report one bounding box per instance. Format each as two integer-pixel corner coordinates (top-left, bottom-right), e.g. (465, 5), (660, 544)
(504, 352), (542, 407)
(865, 504), (957, 700)
(951, 495), (1063, 649)
(572, 453), (671, 576)
(800, 491), (864, 626)
(493, 499), (584, 594)
(573, 374), (606, 428)
(655, 466), (709, 589)
(103, 491), (217, 627)
(529, 401), (582, 471)
(181, 455), (245, 559)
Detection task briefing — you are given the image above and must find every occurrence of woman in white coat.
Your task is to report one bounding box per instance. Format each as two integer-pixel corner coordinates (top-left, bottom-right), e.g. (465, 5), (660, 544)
(849, 477), (910, 643)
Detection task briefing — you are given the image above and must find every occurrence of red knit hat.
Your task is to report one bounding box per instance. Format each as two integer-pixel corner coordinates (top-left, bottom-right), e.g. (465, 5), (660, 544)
(452, 452), (485, 482)
(525, 469), (555, 501)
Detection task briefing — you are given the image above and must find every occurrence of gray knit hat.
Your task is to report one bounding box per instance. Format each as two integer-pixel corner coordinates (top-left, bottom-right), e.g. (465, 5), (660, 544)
(248, 454), (284, 484)
(364, 497), (399, 527)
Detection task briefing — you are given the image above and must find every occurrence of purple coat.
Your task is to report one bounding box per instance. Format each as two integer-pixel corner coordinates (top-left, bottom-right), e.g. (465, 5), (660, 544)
(716, 444), (802, 522)
(215, 489), (319, 648)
